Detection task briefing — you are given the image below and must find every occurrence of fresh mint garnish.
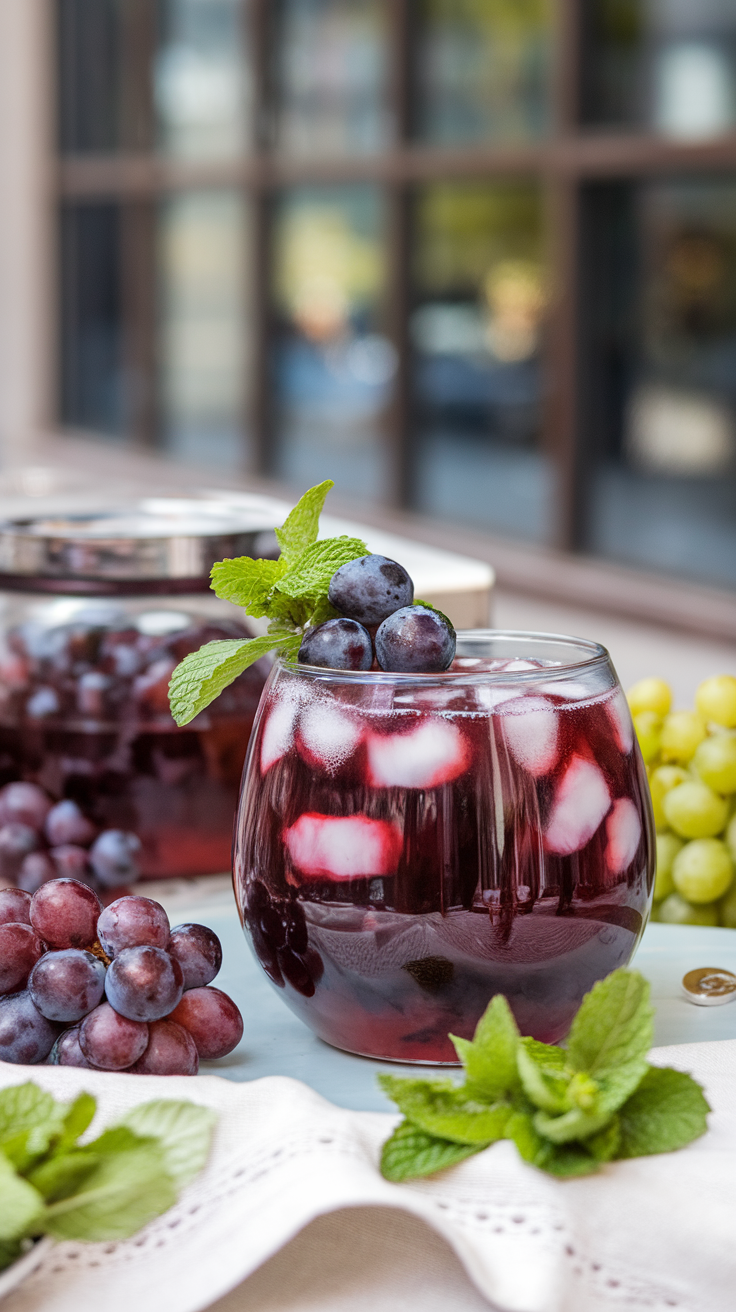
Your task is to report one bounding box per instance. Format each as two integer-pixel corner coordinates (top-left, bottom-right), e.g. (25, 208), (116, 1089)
(168, 479), (369, 726)
(378, 968), (709, 1183)
(0, 1086), (216, 1270)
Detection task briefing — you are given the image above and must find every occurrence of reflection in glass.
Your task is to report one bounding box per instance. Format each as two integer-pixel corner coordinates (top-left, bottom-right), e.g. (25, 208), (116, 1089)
(583, 180), (736, 587)
(60, 202), (125, 435)
(585, 0), (736, 138)
(415, 0), (552, 143)
(155, 0), (250, 158)
(411, 181), (551, 540)
(271, 185), (393, 499)
(159, 191), (250, 468)
(273, 0), (389, 155)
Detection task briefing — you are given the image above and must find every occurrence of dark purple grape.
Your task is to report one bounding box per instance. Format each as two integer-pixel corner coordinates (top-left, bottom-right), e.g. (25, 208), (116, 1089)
(30, 878), (102, 949)
(0, 990), (59, 1063)
(169, 987), (243, 1059)
(45, 799), (96, 847)
(328, 554), (414, 626)
(128, 1019), (198, 1075)
(17, 852), (56, 895)
(79, 1002), (148, 1070)
(98, 896), (170, 957)
(0, 781), (52, 832)
(374, 605), (456, 674)
(0, 887), (32, 926)
(28, 949), (106, 1023)
(105, 946), (183, 1021)
(89, 831), (141, 888)
(167, 923), (222, 989)
(298, 618), (372, 671)
(0, 923), (45, 993)
(50, 844), (91, 883)
(49, 1024), (96, 1067)
(0, 823), (39, 881)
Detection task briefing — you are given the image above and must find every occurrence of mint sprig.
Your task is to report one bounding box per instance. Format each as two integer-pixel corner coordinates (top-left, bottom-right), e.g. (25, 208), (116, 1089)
(0, 1084), (216, 1270)
(379, 968), (709, 1183)
(168, 479), (369, 727)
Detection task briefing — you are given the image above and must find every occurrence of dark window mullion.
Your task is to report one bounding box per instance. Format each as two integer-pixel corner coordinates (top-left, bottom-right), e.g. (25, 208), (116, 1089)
(247, 0), (275, 477)
(384, 0), (413, 507)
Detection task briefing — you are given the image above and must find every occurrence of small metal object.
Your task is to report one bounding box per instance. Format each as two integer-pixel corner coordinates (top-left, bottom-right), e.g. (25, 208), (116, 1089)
(681, 967), (736, 1006)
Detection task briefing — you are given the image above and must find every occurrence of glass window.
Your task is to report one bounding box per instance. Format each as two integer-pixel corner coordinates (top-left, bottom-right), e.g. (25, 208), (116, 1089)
(414, 0), (552, 144)
(155, 0), (251, 159)
(60, 202), (125, 435)
(158, 191), (250, 469)
(585, 0), (736, 138)
(271, 184), (394, 500)
(272, 0), (389, 155)
(410, 181), (552, 541)
(58, 0), (125, 152)
(583, 178), (736, 588)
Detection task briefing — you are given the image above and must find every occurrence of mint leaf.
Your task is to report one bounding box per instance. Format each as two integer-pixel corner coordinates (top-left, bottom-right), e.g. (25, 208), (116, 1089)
(276, 537), (368, 601)
(58, 1093), (96, 1151)
(517, 1043), (571, 1114)
(450, 995), (520, 1100)
(27, 1151), (100, 1203)
(308, 594), (340, 626)
(275, 480), (334, 564)
(380, 1120), (480, 1183)
(42, 1135), (176, 1242)
(0, 1084), (58, 1146)
(378, 1076), (509, 1146)
(538, 1143), (602, 1178)
(0, 1153), (44, 1242)
(533, 1104), (614, 1145)
(211, 557), (284, 615)
(168, 635), (276, 727)
(566, 969), (654, 1079)
(0, 1239), (23, 1274)
(120, 1100), (216, 1190)
(617, 1066), (710, 1159)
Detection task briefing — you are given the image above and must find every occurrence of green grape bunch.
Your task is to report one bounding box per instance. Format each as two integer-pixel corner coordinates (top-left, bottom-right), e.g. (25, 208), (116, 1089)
(629, 675), (736, 927)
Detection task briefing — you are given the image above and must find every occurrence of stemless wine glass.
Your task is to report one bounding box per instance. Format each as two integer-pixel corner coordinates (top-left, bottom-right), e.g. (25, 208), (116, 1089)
(233, 631), (655, 1063)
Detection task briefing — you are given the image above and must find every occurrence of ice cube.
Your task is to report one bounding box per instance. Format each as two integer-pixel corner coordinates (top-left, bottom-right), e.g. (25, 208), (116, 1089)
(284, 813), (403, 880)
(261, 697), (301, 772)
(298, 700), (363, 771)
(503, 659), (542, 672)
(545, 756), (611, 855)
(502, 696), (559, 777)
(367, 719), (470, 789)
(605, 798), (642, 874)
(607, 688), (634, 755)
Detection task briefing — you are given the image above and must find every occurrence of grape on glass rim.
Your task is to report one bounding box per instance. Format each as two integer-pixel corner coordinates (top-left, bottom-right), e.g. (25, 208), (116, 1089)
(79, 1001), (149, 1070)
(374, 605), (456, 674)
(167, 922), (222, 989)
(105, 945), (184, 1022)
(28, 948), (107, 1023)
(98, 895), (170, 957)
(129, 1018), (199, 1075)
(328, 554), (414, 627)
(49, 1023), (96, 1068)
(0, 922), (45, 994)
(0, 990), (59, 1064)
(169, 986), (243, 1058)
(298, 618), (372, 671)
(30, 878), (102, 949)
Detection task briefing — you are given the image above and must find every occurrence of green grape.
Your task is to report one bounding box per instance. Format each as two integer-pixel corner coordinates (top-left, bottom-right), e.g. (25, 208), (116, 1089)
(660, 710), (707, 764)
(633, 711), (662, 764)
(657, 893), (719, 927)
(627, 677), (672, 718)
(653, 832), (683, 901)
(696, 675), (736, 729)
(649, 765), (690, 830)
(672, 837), (733, 903)
(662, 779), (728, 838)
(692, 733), (736, 795)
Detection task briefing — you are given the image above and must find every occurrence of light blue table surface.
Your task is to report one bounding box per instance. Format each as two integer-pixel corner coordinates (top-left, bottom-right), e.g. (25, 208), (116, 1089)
(168, 887), (736, 1113)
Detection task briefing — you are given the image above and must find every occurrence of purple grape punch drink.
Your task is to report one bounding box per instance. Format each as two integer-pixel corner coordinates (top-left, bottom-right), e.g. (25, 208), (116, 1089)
(233, 632), (655, 1063)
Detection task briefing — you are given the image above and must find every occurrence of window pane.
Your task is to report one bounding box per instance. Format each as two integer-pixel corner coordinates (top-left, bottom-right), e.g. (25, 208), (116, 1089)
(415, 0), (552, 144)
(60, 202), (125, 435)
(155, 0), (250, 159)
(273, 0), (389, 155)
(58, 0), (124, 152)
(159, 191), (250, 469)
(585, 0), (736, 138)
(411, 181), (552, 541)
(583, 179), (736, 589)
(271, 185), (393, 500)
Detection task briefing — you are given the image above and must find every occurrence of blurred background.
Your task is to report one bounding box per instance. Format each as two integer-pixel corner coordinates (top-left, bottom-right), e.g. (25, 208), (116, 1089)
(1, 0), (736, 662)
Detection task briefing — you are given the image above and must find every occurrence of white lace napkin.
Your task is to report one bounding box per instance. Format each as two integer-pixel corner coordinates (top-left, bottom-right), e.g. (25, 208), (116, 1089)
(2, 1038), (735, 1312)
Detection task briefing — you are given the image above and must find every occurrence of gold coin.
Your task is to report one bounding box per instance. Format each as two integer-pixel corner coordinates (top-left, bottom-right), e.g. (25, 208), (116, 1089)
(681, 967), (736, 1006)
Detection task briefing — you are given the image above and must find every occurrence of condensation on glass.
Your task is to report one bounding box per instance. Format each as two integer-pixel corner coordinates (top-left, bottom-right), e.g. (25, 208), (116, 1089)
(582, 178), (736, 587)
(60, 202), (126, 437)
(584, 0), (736, 139)
(410, 180), (552, 542)
(158, 190), (251, 469)
(414, 0), (552, 143)
(270, 184), (394, 500)
(155, 0), (251, 158)
(272, 0), (390, 155)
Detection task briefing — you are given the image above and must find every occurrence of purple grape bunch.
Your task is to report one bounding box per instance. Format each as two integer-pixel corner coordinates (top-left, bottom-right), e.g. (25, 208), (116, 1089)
(0, 880), (243, 1074)
(0, 779), (142, 896)
(298, 554), (456, 674)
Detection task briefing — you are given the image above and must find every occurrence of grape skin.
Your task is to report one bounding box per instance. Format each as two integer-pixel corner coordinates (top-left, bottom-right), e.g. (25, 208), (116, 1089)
(672, 838), (733, 904)
(167, 923), (222, 989)
(0, 990), (59, 1063)
(0, 923), (45, 994)
(0, 823), (39, 881)
(17, 852), (56, 895)
(45, 799), (96, 847)
(49, 1024), (96, 1068)
(30, 877), (102, 949)
(28, 949), (107, 1023)
(169, 987), (243, 1058)
(90, 830), (141, 888)
(0, 887), (32, 926)
(0, 781), (52, 831)
(662, 780), (728, 839)
(105, 945), (184, 1021)
(79, 1002), (149, 1070)
(374, 605), (456, 674)
(98, 896), (170, 957)
(298, 619), (372, 671)
(129, 1019), (198, 1075)
(328, 554), (414, 626)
